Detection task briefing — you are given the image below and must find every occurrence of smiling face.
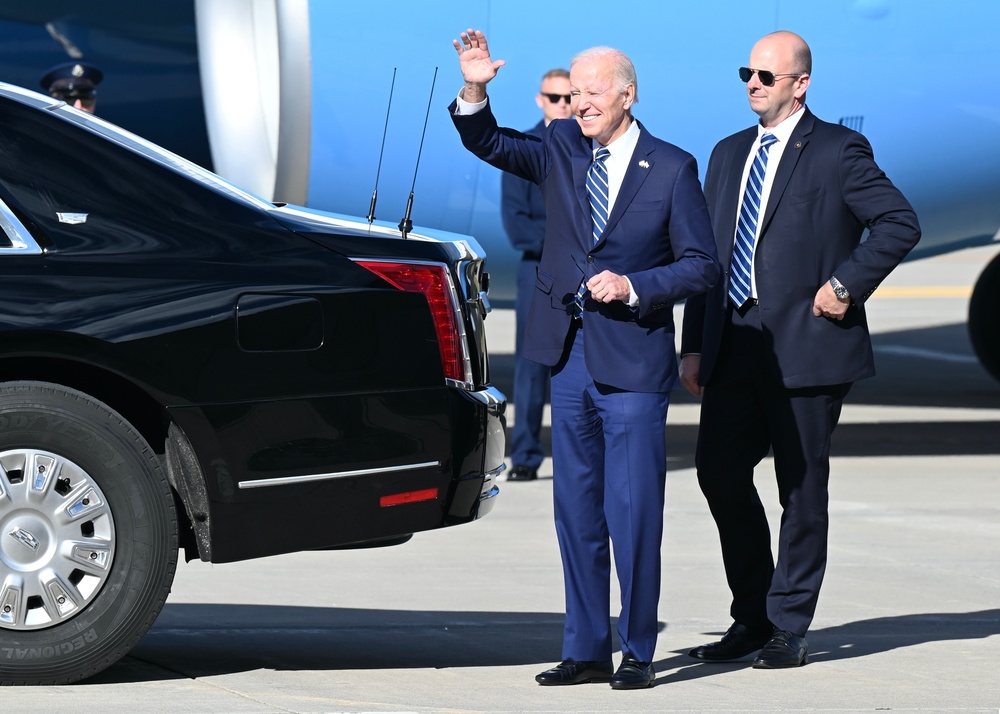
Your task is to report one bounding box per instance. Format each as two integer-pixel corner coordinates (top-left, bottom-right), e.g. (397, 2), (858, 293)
(570, 55), (634, 146)
(746, 32), (810, 128)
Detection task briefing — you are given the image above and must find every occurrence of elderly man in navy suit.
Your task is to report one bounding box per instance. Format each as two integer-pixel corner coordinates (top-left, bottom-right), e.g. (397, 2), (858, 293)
(450, 29), (719, 689)
(681, 31), (920, 668)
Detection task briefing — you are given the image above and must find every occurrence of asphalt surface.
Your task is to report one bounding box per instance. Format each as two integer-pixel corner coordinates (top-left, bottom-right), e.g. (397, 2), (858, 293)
(4, 245), (999, 713)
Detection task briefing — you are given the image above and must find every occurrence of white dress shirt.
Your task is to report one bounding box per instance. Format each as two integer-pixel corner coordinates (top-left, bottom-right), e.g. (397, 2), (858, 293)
(591, 121), (641, 306)
(592, 119), (640, 219)
(737, 107), (806, 298)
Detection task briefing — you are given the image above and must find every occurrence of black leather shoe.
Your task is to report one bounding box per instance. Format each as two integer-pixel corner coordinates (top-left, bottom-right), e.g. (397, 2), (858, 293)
(535, 659), (613, 685)
(507, 465), (538, 481)
(609, 657), (654, 689)
(752, 629), (808, 668)
(688, 622), (773, 661)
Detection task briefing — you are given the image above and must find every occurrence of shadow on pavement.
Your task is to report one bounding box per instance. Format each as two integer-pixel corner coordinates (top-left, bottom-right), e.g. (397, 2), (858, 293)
(658, 608), (1000, 683)
(84, 605), (1000, 685)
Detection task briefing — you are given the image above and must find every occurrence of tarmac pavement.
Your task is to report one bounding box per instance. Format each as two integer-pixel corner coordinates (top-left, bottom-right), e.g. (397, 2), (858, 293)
(3, 245), (999, 713)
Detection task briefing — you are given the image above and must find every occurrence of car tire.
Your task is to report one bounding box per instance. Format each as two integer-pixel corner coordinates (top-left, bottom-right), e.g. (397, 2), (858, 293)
(0, 381), (177, 685)
(969, 252), (1000, 382)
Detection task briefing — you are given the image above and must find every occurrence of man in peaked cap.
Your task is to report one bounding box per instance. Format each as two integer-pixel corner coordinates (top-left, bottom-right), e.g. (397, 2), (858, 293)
(40, 61), (103, 114)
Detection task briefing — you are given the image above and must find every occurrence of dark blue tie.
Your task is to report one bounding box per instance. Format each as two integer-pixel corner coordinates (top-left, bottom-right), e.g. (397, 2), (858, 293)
(729, 133), (778, 309)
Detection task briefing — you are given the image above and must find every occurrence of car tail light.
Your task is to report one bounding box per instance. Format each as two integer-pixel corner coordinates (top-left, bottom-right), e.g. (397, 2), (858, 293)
(355, 260), (470, 384)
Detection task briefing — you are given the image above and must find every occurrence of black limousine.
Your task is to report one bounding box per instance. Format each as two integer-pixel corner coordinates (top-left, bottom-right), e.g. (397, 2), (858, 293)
(0, 82), (505, 684)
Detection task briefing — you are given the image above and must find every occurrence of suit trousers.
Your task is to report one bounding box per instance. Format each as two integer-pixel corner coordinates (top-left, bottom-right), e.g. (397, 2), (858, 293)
(696, 304), (850, 636)
(510, 256), (549, 469)
(550, 325), (670, 662)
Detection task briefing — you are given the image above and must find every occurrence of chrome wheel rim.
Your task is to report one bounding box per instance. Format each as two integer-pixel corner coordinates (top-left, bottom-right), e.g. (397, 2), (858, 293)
(0, 449), (116, 630)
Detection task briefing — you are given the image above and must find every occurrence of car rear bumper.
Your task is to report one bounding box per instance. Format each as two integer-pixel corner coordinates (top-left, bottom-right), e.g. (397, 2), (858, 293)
(446, 385), (505, 522)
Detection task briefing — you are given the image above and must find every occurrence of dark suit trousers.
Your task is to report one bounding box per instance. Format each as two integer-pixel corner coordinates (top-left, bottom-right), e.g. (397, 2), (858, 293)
(696, 304), (850, 637)
(550, 326), (669, 662)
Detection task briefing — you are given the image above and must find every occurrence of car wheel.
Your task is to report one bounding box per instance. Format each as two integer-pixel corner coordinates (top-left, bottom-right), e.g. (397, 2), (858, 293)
(0, 382), (177, 685)
(969, 252), (1000, 382)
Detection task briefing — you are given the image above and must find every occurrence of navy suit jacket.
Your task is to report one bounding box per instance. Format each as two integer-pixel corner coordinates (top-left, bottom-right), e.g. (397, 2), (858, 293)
(500, 120), (546, 257)
(451, 99), (720, 393)
(681, 108), (921, 388)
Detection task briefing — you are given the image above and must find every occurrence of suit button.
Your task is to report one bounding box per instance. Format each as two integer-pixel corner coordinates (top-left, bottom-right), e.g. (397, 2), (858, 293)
(586, 255), (595, 263)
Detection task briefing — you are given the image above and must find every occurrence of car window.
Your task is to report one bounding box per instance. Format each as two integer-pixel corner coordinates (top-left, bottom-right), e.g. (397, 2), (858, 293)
(0, 82), (273, 213)
(47, 105), (274, 211)
(0, 98), (273, 254)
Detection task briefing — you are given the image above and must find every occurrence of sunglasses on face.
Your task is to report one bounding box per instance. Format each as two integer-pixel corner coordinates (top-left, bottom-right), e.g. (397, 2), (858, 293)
(542, 93), (571, 104)
(52, 89), (96, 109)
(738, 67), (804, 87)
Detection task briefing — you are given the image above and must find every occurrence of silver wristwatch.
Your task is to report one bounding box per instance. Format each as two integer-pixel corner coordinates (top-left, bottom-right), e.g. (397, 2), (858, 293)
(829, 276), (851, 300)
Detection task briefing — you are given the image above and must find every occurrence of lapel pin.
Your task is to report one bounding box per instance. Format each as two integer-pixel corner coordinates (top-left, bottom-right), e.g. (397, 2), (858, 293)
(638, 160), (650, 169)
(794, 141), (802, 148)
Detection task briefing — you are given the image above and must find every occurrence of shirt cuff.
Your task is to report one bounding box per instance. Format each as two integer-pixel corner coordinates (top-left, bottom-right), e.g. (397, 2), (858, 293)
(454, 91), (487, 115)
(625, 276), (639, 308)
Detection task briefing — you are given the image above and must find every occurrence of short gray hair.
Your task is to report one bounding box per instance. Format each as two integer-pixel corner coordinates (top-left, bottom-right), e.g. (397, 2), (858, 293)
(570, 46), (639, 103)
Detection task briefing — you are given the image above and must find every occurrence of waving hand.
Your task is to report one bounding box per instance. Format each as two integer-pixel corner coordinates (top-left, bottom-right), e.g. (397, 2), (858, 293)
(452, 29), (506, 102)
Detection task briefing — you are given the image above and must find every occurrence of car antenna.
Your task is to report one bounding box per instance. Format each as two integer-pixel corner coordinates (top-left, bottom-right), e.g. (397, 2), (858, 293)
(398, 66), (438, 239)
(368, 67), (397, 224)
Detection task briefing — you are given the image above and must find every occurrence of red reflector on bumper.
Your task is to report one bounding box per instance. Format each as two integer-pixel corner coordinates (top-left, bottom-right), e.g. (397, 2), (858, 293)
(379, 488), (439, 507)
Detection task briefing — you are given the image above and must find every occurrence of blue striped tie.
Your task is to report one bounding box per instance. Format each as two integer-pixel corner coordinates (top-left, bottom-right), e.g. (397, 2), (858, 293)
(729, 133), (778, 309)
(587, 147), (612, 243)
(575, 147), (611, 316)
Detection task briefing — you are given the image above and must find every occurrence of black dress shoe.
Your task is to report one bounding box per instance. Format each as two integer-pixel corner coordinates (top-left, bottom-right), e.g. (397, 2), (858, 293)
(535, 659), (613, 685)
(688, 622), (773, 661)
(507, 465), (538, 481)
(752, 629), (808, 668)
(609, 657), (654, 689)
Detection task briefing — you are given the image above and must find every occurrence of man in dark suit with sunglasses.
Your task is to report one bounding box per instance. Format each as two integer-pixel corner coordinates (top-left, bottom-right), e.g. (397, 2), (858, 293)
(450, 29), (719, 689)
(680, 30), (920, 668)
(500, 68), (571, 483)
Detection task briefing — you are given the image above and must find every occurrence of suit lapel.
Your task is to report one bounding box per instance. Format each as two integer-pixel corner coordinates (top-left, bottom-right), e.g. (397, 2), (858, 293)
(759, 109), (815, 234)
(574, 135), (595, 247)
(598, 122), (654, 246)
(719, 130), (757, 270)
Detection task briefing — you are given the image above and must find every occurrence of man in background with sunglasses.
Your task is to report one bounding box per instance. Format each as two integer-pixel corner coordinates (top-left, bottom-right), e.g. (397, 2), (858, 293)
(500, 68), (571, 484)
(40, 61), (103, 114)
(681, 30), (920, 668)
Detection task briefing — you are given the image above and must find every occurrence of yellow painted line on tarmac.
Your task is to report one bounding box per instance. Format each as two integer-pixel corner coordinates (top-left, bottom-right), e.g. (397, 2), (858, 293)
(871, 286), (971, 298)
